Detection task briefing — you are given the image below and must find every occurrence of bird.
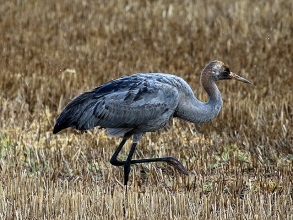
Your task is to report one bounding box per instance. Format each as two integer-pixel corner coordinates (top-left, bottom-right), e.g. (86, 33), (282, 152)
(53, 60), (250, 186)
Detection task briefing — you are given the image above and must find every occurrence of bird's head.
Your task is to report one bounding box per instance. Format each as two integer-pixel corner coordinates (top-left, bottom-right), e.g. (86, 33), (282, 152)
(202, 60), (250, 84)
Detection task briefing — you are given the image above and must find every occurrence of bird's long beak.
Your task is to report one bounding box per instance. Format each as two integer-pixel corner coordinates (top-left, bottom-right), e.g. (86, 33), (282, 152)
(229, 72), (250, 84)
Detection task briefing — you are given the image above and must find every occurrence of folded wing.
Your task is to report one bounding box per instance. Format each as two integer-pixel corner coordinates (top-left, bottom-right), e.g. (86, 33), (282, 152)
(53, 74), (179, 136)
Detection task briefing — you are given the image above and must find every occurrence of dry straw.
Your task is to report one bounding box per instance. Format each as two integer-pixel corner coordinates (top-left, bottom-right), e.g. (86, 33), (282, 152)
(0, 0), (292, 219)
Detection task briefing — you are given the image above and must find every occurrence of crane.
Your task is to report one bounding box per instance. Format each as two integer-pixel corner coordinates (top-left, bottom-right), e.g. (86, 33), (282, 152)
(53, 60), (250, 186)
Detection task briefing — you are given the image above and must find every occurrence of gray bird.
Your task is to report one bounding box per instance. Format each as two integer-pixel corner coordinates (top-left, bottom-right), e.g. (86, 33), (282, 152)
(53, 60), (250, 185)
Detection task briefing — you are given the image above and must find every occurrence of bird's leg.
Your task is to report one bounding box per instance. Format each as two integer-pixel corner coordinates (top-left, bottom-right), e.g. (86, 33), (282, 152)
(124, 142), (137, 185)
(109, 133), (188, 185)
(110, 134), (131, 167)
(130, 157), (189, 175)
(110, 138), (188, 184)
(123, 133), (145, 185)
(110, 133), (144, 186)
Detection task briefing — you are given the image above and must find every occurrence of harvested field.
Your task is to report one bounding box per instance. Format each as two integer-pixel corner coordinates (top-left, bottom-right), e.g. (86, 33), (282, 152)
(0, 0), (292, 219)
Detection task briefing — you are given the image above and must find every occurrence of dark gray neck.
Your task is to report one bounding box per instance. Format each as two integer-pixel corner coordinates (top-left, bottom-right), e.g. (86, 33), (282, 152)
(175, 81), (223, 123)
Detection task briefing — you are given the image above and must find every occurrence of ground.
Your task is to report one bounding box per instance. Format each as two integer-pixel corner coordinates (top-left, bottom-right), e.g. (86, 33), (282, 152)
(0, 0), (292, 219)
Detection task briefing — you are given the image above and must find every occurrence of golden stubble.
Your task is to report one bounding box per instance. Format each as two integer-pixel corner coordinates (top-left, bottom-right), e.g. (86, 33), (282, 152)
(0, 0), (292, 219)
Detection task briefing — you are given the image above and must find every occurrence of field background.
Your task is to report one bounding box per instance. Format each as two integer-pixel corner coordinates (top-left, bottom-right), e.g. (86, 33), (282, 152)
(0, 0), (292, 219)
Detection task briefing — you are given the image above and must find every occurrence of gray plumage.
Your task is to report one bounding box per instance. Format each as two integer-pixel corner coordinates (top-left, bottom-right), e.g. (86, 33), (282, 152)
(53, 60), (250, 185)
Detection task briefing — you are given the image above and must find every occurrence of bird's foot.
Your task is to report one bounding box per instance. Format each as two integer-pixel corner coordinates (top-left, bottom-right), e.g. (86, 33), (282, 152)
(165, 157), (189, 175)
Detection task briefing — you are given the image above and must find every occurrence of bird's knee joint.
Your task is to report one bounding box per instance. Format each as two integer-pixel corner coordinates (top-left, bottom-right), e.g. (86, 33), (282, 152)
(110, 158), (124, 166)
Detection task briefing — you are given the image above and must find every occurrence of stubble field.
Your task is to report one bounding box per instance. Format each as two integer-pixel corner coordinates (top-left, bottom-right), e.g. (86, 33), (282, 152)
(0, 0), (292, 219)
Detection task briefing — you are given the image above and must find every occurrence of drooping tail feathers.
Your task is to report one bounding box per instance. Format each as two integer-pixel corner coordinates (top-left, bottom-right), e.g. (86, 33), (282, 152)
(53, 91), (99, 134)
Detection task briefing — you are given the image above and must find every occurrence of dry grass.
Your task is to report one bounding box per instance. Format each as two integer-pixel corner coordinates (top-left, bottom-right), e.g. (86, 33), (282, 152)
(0, 0), (293, 219)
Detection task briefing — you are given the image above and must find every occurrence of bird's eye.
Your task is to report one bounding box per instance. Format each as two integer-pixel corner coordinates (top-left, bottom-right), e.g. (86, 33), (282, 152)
(225, 68), (230, 73)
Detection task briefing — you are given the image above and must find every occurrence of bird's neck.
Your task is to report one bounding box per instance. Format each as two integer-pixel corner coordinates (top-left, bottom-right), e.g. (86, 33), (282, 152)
(175, 79), (223, 123)
(203, 80), (222, 103)
(200, 67), (222, 102)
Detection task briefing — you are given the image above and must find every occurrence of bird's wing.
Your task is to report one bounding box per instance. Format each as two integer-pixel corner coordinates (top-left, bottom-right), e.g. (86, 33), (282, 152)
(53, 74), (179, 134)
